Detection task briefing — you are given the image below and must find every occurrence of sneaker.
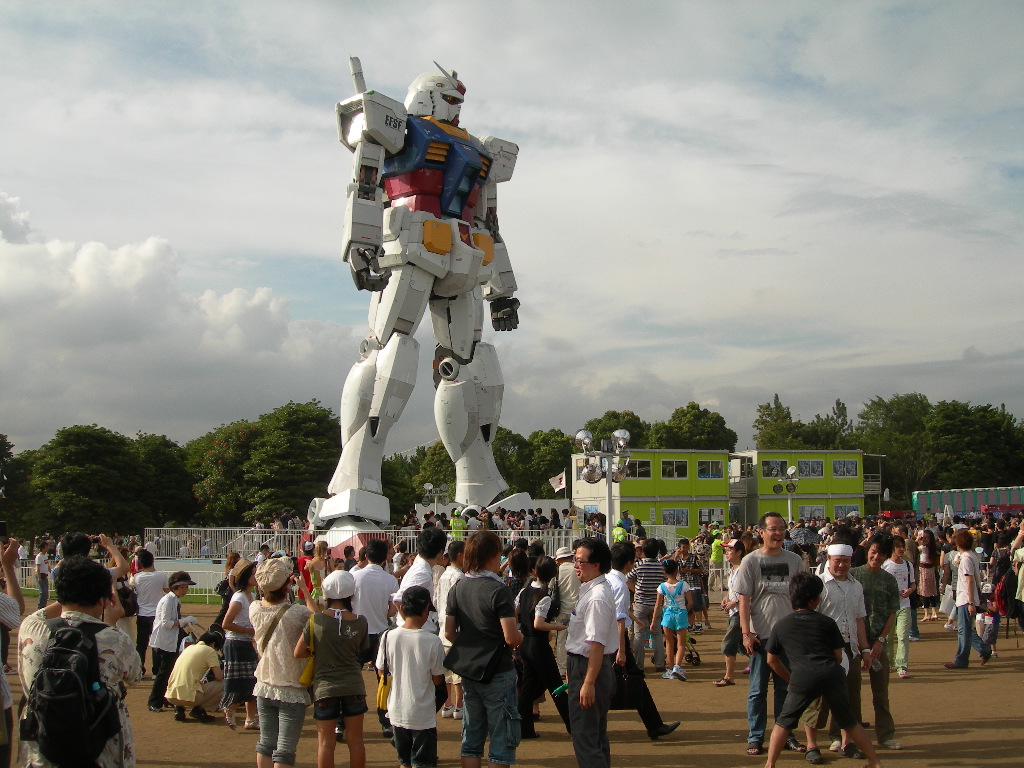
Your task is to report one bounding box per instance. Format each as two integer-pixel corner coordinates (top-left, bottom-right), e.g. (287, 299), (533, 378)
(671, 665), (687, 681)
(897, 668), (908, 679)
(881, 740), (902, 750)
(690, 623), (704, 634)
(828, 740), (842, 753)
(705, 621), (713, 630)
(908, 635), (920, 642)
(661, 670), (675, 679)
(441, 705), (454, 718)
(173, 706), (187, 722)
(452, 707), (463, 720)
(943, 622), (956, 631)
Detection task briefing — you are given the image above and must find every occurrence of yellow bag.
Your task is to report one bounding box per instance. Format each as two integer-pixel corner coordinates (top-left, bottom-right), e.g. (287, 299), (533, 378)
(298, 614), (316, 687)
(376, 629), (392, 711)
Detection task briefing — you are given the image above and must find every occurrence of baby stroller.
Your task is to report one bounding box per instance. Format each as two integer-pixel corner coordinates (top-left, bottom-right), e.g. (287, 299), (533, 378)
(684, 635), (701, 666)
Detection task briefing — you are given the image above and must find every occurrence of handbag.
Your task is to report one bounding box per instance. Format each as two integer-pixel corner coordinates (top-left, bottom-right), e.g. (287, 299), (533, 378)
(610, 664), (643, 711)
(906, 561), (921, 609)
(376, 629), (393, 712)
(938, 584), (956, 616)
(298, 614), (316, 687)
(442, 640), (508, 684)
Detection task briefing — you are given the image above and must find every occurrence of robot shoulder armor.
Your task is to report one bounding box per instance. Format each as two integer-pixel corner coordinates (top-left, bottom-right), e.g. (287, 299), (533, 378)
(479, 135), (518, 183)
(336, 91), (408, 155)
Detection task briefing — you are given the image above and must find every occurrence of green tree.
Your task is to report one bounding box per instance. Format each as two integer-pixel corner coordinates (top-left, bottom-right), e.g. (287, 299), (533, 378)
(187, 420), (261, 526)
(382, 447), (426, 522)
(30, 425), (149, 534)
(855, 393), (938, 508)
(412, 441), (456, 501)
(926, 401), (1024, 489)
(649, 402), (738, 450)
(753, 394), (807, 449)
(524, 429), (574, 500)
(492, 427), (531, 496)
(583, 410), (651, 450)
(132, 433), (197, 527)
(245, 401), (339, 522)
(800, 399), (854, 450)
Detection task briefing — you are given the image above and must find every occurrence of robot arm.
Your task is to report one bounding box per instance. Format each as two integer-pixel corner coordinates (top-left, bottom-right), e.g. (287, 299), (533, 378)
(336, 75), (407, 292)
(476, 136), (520, 330)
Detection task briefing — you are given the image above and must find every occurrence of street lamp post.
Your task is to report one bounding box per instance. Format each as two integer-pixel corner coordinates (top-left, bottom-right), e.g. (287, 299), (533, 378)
(575, 428), (631, 546)
(771, 466), (800, 524)
(422, 483), (449, 519)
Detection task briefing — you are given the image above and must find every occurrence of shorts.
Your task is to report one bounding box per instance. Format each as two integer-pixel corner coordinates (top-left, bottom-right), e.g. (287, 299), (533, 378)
(443, 645), (462, 685)
(776, 665), (855, 732)
(313, 694), (369, 721)
(662, 609), (690, 632)
(720, 614), (742, 657)
(689, 588), (707, 613)
(393, 726), (438, 768)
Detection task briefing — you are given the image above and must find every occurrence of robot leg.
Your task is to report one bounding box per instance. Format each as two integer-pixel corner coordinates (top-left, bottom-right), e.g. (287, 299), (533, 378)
(324, 264), (431, 525)
(434, 340), (511, 508)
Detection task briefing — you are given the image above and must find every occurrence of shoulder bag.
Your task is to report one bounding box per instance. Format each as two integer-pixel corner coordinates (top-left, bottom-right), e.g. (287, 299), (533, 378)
(376, 629), (392, 712)
(298, 613), (316, 687)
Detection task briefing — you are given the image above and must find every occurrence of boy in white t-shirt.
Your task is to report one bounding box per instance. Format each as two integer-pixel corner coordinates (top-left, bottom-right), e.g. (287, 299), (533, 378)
(377, 585), (445, 768)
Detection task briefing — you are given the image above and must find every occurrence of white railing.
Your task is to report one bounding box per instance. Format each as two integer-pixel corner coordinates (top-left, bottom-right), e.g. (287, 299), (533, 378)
(143, 528), (305, 561)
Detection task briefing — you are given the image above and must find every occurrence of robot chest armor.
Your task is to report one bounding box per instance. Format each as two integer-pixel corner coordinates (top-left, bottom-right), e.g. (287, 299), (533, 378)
(382, 116), (492, 220)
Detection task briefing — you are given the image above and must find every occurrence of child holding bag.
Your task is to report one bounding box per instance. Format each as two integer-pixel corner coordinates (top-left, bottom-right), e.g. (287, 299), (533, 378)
(294, 570), (369, 768)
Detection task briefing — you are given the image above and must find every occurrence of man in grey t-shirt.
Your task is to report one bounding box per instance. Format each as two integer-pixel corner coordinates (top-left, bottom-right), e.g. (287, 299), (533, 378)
(733, 511), (804, 755)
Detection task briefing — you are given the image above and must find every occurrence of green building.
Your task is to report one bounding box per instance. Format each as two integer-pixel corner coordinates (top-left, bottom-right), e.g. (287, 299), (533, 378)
(570, 449), (732, 537)
(728, 450), (879, 527)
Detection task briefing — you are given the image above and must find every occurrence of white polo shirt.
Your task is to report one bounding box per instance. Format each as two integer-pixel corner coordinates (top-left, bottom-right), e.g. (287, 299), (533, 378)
(352, 563), (399, 635)
(565, 573), (618, 656)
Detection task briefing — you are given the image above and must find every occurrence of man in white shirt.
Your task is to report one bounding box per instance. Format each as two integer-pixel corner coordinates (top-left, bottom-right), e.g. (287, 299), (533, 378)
(607, 543), (680, 740)
(801, 542), (869, 757)
(566, 538), (618, 768)
(392, 528), (448, 634)
(147, 571), (198, 712)
(353, 538), (400, 736)
(434, 540), (465, 719)
(133, 548), (169, 677)
(34, 542), (50, 610)
(554, 547), (581, 675)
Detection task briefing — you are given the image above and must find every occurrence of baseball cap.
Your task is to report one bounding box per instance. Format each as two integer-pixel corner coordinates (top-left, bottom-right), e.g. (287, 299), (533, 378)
(554, 547), (572, 560)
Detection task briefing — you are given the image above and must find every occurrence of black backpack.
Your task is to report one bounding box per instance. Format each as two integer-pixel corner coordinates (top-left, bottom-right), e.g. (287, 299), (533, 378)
(21, 618), (122, 767)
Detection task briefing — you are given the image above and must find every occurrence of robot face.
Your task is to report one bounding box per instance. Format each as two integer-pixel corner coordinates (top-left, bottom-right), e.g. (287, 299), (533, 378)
(405, 65), (466, 126)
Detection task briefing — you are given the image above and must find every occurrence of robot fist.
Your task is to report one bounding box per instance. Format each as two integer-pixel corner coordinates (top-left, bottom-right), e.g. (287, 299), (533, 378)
(490, 297), (520, 332)
(348, 245), (391, 292)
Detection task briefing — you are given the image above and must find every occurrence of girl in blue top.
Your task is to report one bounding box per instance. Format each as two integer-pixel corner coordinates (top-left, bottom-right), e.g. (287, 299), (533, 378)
(654, 558), (692, 681)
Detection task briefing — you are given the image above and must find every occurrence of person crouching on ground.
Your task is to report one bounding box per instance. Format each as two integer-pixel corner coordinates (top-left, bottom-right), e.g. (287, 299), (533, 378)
(166, 631), (225, 722)
(762, 572), (884, 768)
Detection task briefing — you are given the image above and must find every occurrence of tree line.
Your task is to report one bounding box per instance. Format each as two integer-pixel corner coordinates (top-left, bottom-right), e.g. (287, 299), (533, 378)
(1, 394), (1021, 536)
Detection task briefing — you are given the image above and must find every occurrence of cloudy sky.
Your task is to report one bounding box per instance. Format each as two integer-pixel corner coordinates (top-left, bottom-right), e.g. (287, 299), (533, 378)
(2, 1), (1022, 460)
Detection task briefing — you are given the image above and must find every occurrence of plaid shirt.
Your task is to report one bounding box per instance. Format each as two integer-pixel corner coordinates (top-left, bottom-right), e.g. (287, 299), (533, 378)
(677, 553), (703, 590)
(849, 565), (900, 643)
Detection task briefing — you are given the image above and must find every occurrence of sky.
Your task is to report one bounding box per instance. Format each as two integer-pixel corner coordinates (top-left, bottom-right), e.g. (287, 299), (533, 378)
(1, 1), (1022, 461)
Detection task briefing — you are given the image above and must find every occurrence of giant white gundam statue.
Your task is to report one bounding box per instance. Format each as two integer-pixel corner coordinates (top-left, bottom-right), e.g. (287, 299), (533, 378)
(312, 58), (529, 531)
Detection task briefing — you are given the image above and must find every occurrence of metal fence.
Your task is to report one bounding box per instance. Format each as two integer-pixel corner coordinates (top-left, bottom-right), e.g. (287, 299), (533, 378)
(142, 528), (305, 561)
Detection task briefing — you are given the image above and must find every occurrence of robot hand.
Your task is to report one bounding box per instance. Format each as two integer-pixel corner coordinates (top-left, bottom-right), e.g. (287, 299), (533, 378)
(489, 296), (520, 331)
(348, 245), (391, 292)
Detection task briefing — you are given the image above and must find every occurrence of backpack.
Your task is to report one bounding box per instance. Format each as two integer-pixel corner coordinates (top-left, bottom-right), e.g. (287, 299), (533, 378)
(21, 618), (122, 767)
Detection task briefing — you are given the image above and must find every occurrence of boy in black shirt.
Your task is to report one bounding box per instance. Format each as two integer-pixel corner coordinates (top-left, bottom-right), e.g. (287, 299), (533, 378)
(763, 572), (883, 768)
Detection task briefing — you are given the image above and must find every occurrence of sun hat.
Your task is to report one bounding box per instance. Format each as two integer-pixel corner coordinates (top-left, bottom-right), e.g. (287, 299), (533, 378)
(322, 570), (356, 600)
(256, 557), (293, 591)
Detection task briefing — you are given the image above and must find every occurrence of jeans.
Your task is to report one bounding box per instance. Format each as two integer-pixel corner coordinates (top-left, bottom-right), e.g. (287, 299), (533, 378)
(256, 697), (308, 767)
(746, 645), (789, 745)
(953, 604), (990, 667)
(36, 574), (48, 610)
(461, 667), (520, 766)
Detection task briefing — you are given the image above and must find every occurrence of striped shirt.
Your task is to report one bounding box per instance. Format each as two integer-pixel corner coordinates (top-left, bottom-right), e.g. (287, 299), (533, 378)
(632, 558), (666, 606)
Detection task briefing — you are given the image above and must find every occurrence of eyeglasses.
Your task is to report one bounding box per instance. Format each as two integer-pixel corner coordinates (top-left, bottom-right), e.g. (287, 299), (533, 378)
(764, 527), (787, 533)
(573, 558), (591, 566)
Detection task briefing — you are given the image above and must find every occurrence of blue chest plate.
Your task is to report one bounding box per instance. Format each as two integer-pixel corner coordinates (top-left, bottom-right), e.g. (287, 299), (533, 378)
(383, 117), (491, 218)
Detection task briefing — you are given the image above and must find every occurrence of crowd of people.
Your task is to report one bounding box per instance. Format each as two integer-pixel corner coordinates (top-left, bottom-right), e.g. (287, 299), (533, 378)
(5, 507), (1022, 768)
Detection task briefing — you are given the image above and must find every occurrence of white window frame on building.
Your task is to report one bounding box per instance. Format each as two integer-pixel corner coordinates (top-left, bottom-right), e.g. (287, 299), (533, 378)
(797, 460), (824, 478)
(697, 460), (724, 479)
(698, 507), (725, 524)
(663, 508), (690, 527)
(661, 460), (688, 479)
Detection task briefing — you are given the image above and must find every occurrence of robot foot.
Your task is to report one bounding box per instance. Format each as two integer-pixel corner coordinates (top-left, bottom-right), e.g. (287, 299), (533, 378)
(488, 491), (531, 511)
(319, 489), (392, 526)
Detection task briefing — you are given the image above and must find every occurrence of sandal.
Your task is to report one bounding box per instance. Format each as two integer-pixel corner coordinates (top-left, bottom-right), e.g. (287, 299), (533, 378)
(786, 736), (808, 753)
(243, 718), (260, 730)
(223, 708), (237, 730)
(805, 748), (824, 765)
(746, 742), (763, 756)
(713, 677), (735, 686)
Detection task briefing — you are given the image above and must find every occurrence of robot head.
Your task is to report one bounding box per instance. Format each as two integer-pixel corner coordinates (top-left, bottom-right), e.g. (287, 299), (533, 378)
(405, 63), (465, 126)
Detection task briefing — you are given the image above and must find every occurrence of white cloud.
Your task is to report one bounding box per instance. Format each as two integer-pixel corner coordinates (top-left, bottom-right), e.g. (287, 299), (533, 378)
(1, 1), (1022, 457)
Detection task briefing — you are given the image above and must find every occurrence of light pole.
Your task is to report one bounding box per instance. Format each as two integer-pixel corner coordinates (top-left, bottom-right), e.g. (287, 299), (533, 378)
(422, 483), (449, 519)
(575, 428), (631, 546)
(772, 466), (800, 524)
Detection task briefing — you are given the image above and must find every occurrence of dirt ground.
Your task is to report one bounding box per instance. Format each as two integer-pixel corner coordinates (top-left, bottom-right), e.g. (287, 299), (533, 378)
(9, 601), (1021, 768)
